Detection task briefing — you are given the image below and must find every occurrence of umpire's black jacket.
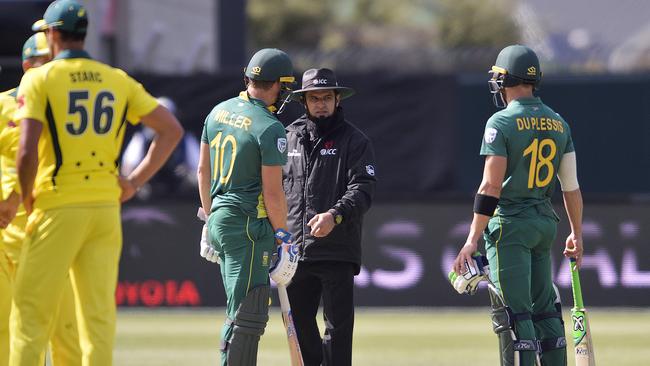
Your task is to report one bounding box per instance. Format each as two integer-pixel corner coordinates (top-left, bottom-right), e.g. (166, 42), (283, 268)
(283, 109), (376, 272)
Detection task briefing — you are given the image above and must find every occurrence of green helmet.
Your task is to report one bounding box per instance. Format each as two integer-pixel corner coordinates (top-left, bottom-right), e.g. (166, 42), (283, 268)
(491, 45), (542, 87)
(244, 48), (295, 83)
(22, 33), (50, 62)
(488, 45), (542, 108)
(32, 0), (88, 34)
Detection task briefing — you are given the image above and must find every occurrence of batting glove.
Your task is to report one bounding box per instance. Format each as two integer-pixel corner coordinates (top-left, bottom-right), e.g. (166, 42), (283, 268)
(448, 252), (489, 295)
(270, 229), (300, 286)
(197, 207), (220, 264)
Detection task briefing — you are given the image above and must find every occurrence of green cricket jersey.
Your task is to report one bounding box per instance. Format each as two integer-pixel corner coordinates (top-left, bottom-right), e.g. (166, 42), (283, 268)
(480, 97), (574, 217)
(201, 91), (287, 218)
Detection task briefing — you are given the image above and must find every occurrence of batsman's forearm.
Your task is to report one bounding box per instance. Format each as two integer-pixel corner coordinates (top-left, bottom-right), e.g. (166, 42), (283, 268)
(197, 166), (212, 216)
(263, 189), (287, 233)
(128, 131), (182, 189)
(466, 213), (491, 245)
(563, 188), (583, 235)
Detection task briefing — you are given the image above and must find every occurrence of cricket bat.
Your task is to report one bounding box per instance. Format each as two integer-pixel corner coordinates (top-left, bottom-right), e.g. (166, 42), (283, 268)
(569, 258), (595, 366)
(277, 284), (304, 366)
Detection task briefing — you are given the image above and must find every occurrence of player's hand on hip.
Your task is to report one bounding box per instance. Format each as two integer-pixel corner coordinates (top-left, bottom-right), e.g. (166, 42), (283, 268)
(308, 212), (335, 237)
(453, 242), (478, 275)
(563, 232), (583, 267)
(119, 176), (137, 202)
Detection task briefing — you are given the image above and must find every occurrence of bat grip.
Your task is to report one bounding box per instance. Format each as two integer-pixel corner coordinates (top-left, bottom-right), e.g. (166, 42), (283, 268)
(569, 258), (585, 308)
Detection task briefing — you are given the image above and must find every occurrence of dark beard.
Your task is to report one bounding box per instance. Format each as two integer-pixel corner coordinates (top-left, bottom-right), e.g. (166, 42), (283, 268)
(307, 107), (342, 135)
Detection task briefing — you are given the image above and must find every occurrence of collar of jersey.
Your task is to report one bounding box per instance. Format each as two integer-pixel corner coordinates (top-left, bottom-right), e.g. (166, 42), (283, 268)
(510, 96), (541, 106)
(54, 49), (92, 61)
(238, 91), (274, 112)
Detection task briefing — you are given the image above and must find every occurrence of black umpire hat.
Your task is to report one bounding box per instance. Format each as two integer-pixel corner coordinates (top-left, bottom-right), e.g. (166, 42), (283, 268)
(291, 68), (355, 101)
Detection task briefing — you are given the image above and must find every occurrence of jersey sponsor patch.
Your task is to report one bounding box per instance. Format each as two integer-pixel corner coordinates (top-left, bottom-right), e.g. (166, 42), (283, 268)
(484, 127), (498, 143)
(366, 165), (375, 176)
(277, 138), (287, 153)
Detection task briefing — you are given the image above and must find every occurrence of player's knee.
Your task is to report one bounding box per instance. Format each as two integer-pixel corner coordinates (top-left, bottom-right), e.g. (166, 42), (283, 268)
(488, 283), (541, 365)
(225, 285), (270, 366)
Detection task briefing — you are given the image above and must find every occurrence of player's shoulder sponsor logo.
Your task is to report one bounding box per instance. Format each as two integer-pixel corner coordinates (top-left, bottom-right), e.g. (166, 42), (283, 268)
(277, 138), (287, 153)
(484, 127), (498, 144)
(366, 165), (375, 176)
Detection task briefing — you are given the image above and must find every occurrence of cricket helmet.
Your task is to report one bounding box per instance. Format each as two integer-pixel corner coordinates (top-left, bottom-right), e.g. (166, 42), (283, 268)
(32, 0), (88, 34)
(244, 48), (295, 83)
(22, 33), (50, 62)
(488, 45), (542, 107)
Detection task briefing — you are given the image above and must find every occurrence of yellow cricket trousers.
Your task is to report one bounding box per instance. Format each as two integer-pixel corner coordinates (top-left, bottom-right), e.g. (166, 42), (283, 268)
(9, 203), (121, 366)
(2, 216), (82, 366)
(0, 250), (11, 366)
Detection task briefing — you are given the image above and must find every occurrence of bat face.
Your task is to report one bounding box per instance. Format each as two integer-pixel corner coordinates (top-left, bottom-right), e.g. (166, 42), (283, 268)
(571, 308), (595, 366)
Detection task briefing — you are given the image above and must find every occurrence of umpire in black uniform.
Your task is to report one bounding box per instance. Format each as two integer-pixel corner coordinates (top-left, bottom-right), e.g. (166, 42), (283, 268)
(283, 68), (376, 366)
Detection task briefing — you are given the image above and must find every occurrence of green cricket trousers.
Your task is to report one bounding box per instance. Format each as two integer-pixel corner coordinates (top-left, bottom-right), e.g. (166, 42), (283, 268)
(485, 207), (567, 366)
(208, 207), (275, 366)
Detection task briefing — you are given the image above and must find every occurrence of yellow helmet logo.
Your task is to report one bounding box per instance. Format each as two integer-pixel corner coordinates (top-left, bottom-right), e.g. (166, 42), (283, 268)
(251, 66), (262, 75)
(527, 66), (537, 76)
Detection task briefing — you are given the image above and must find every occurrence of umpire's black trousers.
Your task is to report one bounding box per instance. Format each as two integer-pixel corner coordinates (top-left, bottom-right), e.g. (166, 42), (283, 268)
(286, 260), (356, 366)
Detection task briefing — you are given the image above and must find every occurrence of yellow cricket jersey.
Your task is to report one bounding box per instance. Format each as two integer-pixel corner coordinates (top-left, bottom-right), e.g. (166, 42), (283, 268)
(15, 49), (159, 210)
(0, 91), (21, 197)
(0, 90), (24, 227)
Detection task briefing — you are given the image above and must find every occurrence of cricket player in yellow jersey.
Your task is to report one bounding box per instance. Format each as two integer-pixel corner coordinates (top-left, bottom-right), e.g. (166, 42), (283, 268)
(0, 32), (85, 366)
(0, 83), (23, 366)
(10, 0), (184, 365)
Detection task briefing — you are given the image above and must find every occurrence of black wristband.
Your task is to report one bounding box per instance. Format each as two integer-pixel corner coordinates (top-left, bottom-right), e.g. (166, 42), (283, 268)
(473, 194), (499, 216)
(327, 209), (343, 225)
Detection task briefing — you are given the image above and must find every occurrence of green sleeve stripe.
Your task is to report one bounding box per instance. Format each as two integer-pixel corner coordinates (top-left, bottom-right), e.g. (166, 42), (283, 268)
(114, 103), (129, 168)
(45, 99), (63, 187)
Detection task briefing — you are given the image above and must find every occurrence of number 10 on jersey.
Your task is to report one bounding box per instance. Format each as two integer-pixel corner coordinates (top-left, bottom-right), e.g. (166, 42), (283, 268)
(210, 132), (237, 184)
(523, 138), (557, 189)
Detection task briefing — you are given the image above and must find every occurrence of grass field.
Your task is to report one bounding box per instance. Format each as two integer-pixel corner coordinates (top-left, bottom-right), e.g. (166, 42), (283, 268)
(114, 308), (650, 365)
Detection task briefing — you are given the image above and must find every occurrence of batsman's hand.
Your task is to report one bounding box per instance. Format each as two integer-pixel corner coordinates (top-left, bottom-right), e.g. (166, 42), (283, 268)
(563, 232), (583, 267)
(308, 212), (335, 237)
(450, 248), (489, 295)
(270, 229), (300, 286)
(453, 242), (478, 275)
(199, 224), (221, 264)
(196, 207), (220, 264)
